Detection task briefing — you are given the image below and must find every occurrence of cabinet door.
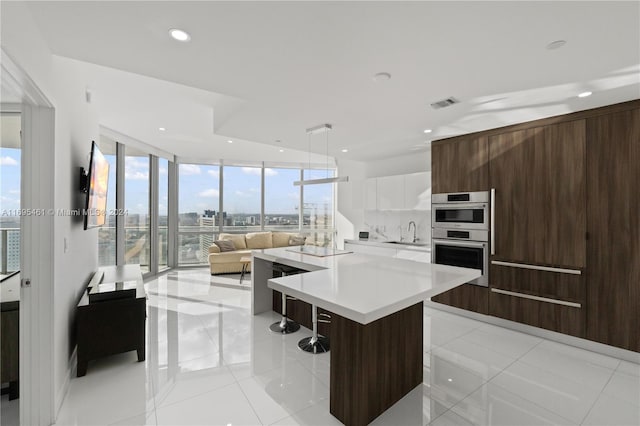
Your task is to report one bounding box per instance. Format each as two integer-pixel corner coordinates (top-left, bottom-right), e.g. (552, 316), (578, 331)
(377, 175), (404, 210)
(489, 120), (586, 268)
(586, 109), (640, 352)
(431, 284), (489, 315)
(404, 172), (430, 210)
(364, 178), (377, 210)
(431, 136), (488, 193)
(489, 263), (585, 337)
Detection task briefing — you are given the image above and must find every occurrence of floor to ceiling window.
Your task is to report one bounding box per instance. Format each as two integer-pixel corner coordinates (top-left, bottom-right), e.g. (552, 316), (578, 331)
(97, 137), (117, 266)
(158, 157), (169, 270)
(222, 165), (262, 233)
(124, 147), (150, 273)
(0, 113), (21, 279)
(264, 167), (300, 231)
(178, 163), (220, 265)
(302, 169), (335, 247)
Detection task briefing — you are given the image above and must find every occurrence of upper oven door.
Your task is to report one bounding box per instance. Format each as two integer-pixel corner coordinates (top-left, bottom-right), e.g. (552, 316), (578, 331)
(432, 203), (489, 230)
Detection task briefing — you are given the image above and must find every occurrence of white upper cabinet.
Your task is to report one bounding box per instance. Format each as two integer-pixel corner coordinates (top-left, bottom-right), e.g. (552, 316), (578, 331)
(404, 172), (431, 210)
(377, 175), (404, 210)
(365, 172), (431, 211)
(364, 178), (378, 210)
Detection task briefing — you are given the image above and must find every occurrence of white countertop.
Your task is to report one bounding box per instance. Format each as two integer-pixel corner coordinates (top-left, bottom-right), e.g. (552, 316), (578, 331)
(255, 247), (479, 325)
(344, 239), (431, 252)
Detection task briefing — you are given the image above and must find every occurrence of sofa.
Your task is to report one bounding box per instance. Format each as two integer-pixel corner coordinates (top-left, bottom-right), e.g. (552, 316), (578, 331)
(208, 231), (305, 275)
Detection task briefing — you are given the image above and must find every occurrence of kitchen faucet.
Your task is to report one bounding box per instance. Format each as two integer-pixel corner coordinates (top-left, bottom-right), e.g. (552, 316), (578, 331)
(408, 221), (417, 243)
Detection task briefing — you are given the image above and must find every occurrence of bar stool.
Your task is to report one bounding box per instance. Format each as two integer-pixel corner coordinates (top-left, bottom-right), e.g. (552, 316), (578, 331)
(298, 305), (330, 353)
(269, 291), (300, 334)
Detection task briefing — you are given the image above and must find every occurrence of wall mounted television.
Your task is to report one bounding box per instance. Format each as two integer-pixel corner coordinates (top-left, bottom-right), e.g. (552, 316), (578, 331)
(84, 141), (110, 230)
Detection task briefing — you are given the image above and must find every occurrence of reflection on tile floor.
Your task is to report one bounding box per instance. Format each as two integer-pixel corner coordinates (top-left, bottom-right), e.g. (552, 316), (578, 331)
(42, 269), (639, 425)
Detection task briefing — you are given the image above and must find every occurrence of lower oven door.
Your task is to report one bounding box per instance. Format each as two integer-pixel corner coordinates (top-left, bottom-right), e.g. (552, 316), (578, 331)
(431, 239), (489, 287)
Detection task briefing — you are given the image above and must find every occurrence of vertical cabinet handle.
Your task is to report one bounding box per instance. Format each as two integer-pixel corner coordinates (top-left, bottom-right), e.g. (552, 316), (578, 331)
(490, 188), (496, 255)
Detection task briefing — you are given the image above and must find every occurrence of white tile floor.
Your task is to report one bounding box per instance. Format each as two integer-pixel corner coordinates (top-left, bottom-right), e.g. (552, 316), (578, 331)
(3, 268), (639, 425)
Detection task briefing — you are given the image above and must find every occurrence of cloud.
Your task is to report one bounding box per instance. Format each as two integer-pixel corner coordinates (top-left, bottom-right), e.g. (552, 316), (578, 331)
(240, 167), (277, 177)
(207, 169), (219, 178)
(0, 156), (18, 166)
(180, 164), (201, 175)
(125, 170), (149, 180)
(9, 189), (20, 195)
(198, 188), (219, 198)
(159, 166), (168, 175)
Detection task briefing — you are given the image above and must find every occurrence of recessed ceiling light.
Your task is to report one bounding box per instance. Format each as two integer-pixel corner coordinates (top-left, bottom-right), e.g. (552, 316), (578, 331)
(423, 129), (432, 134)
(279, 149), (284, 153)
(158, 127), (166, 131)
(341, 149), (348, 153)
(275, 139), (282, 143)
(578, 91), (592, 98)
(546, 40), (567, 50)
(169, 28), (191, 42)
(227, 140), (233, 144)
(372, 72), (391, 82)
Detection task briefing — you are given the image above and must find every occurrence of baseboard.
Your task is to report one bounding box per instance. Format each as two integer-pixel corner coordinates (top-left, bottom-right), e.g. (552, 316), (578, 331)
(424, 300), (640, 364)
(55, 346), (77, 422)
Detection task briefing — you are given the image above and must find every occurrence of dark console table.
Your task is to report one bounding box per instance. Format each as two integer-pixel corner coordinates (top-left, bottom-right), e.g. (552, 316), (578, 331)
(76, 265), (146, 377)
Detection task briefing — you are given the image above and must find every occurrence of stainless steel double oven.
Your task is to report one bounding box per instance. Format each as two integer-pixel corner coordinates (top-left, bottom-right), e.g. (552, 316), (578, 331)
(431, 191), (490, 286)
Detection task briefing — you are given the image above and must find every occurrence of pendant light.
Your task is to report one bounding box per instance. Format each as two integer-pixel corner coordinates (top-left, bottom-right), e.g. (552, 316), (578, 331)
(293, 123), (349, 186)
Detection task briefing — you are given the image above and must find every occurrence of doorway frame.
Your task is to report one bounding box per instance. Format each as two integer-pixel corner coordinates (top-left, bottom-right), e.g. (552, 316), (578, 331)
(2, 48), (56, 426)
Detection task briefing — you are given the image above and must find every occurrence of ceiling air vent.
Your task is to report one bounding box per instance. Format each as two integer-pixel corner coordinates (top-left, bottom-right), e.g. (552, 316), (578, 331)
(430, 97), (460, 109)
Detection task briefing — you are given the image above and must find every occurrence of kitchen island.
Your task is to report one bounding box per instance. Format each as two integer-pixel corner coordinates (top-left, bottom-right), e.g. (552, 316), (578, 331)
(252, 247), (480, 426)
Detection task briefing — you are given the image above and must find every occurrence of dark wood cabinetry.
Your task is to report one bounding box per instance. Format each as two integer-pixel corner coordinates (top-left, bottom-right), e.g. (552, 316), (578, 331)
(431, 99), (640, 352)
(489, 263), (585, 337)
(431, 135), (489, 193)
(489, 120), (586, 268)
(430, 284), (489, 315)
(585, 108), (640, 352)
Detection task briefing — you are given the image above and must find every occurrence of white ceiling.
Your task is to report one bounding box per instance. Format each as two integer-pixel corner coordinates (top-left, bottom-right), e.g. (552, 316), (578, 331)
(24, 1), (640, 161)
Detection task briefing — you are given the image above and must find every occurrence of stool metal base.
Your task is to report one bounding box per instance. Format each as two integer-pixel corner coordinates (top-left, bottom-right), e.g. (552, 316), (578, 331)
(298, 335), (330, 354)
(270, 318), (300, 334)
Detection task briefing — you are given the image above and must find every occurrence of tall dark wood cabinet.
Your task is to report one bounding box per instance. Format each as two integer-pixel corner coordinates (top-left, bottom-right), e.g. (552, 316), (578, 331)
(488, 120), (586, 268)
(585, 108), (640, 352)
(431, 135), (490, 314)
(430, 100), (640, 351)
(431, 135), (489, 193)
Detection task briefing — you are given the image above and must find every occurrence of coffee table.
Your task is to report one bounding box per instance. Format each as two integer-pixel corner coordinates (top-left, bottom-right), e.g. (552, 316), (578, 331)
(239, 256), (251, 284)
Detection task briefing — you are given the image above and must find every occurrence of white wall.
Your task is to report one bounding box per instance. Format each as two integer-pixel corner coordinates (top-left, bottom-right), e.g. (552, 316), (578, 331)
(334, 159), (366, 249)
(1, 2), (99, 418)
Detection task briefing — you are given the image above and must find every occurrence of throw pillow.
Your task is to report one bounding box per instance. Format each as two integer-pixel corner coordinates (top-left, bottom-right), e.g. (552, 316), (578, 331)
(289, 236), (306, 246)
(214, 240), (235, 252)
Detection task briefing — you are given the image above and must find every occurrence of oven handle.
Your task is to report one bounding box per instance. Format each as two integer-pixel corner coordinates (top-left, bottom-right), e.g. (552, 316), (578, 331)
(490, 188), (496, 255)
(432, 239), (487, 248)
(432, 202), (489, 210)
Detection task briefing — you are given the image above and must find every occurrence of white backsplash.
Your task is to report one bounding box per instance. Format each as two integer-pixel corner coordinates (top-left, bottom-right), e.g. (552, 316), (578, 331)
(364, 210), (431, 245)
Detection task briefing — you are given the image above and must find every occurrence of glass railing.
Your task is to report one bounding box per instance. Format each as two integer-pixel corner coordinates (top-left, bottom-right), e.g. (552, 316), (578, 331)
(0, 228), (20, 279)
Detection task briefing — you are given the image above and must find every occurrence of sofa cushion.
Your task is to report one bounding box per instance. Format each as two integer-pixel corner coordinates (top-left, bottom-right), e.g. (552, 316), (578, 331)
(246, 232), (273, 249)
(218, 233), (247, 250)
(214, 240), (235, 252)
(272, 232), (293, 248)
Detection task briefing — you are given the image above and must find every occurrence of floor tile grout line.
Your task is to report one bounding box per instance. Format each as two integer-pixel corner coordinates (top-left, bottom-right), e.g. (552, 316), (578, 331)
(234, 378), (270, 425)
